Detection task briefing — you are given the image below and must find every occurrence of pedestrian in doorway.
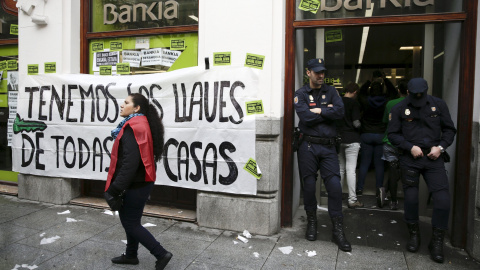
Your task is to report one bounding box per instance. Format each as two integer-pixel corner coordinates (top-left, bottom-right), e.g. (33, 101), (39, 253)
(381, 79), (408, 210)
(336, 82), (363, 209)
(294, 58), (351, 252)
(388, 78), (456, 263)
(105, 93), (172, 269)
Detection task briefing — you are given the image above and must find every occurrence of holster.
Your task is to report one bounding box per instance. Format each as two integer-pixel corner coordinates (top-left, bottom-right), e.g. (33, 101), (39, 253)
(292, 127), (303, 152)
(442, 152), (451, 163)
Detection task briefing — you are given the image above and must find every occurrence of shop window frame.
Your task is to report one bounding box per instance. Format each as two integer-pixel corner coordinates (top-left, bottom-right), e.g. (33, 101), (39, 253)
(281, 0), (477, 251)
(80, 0), (198, 74)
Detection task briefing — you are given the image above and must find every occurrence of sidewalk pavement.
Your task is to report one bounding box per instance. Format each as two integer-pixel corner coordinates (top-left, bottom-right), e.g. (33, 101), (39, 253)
(0, 194), (479, 270)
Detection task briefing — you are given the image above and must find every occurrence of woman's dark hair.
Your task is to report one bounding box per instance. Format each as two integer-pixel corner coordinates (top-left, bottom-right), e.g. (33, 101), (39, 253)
(130, 93), (165, 162)
(369, 81), (384, 96)
(344, 82), (359, 94)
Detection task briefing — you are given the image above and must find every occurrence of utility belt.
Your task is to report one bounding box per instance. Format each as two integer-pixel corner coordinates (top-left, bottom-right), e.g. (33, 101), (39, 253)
(303, 135), (337, 146)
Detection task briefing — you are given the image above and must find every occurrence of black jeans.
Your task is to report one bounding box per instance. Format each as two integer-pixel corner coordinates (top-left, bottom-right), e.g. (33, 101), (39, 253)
(119, 182), (167, 258)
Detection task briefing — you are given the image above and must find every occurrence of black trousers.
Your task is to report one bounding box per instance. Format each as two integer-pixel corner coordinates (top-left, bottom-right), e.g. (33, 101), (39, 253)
(119, 182), (167, 258)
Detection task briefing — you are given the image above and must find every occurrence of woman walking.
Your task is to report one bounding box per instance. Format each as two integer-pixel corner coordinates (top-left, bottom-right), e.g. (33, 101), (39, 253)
(105, 93), (171, 270)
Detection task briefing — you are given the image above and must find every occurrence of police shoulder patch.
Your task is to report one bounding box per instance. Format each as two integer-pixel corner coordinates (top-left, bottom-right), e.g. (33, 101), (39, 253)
(294, 96), (298, 104)
(389, 113), (392, 121)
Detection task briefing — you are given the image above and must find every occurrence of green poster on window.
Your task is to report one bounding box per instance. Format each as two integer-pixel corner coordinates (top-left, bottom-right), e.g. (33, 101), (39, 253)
(245, 53), (265, 70)
(10, 24), (18, 35)
(170, 39), (185, 50)
(92, 41), (104, 52)
(0, 61), (6, 71)
(28, 64), (39, 75)
(100, 66), (112, 75)
(326, 30), (343, 43)
(45, 62), (56, 73)
(110, 41), (123, 51)
(213, 52), (231, 66)
(298, 0), (320, 14)
(116, 63), (130, 75)
(7, 60), (17, 70)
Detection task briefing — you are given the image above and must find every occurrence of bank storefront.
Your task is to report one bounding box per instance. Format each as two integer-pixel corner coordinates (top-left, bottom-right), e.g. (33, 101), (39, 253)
(282, 0), (479, 260)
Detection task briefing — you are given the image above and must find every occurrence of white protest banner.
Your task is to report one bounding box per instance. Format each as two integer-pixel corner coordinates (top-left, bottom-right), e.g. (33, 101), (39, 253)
(161, 49), (181, 67)
(141, 48), (162, 66)
(11, 67), (259, 195)
(122, 50), (141, 67)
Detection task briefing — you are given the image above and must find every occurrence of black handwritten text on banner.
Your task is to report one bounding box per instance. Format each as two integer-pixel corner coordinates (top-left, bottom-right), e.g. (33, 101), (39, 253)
(12, 67), (259, 195)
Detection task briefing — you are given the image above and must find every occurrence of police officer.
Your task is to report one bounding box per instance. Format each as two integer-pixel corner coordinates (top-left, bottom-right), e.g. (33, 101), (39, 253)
(387, 78), (456, 263)
(294, 58), (351, 252)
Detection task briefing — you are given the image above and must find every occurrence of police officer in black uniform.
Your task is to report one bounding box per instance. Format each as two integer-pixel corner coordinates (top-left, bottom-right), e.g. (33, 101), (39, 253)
(294, 58), (351, 252)
(387, 78), (456, 263)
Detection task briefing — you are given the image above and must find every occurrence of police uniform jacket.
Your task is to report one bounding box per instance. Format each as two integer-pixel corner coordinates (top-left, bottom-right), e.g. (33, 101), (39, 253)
(387, 95), (456, 153)
(294, 83), (344, 138)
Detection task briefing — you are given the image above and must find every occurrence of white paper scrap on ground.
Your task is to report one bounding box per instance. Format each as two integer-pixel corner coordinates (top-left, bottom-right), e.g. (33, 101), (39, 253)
(378, 234), (383, 236)
(122, 240), (127, 244)
(103, 210), (114, 215)
(243, 230), (252, 238)
(253, 252), (259, 258)
(237, 235), (248, 243)
(66, 218), (78, 222)
(391, 220), (397, 224)
(12, 264), (38, 270)
(39, 232), (45, 237)
(143, 223), (157, 227)
(297, 254), (302, 256)
(357, 236), (362, 239)
(321, 225), (327, 227)
(278, 246), (293, 255)
(233, 241), (238, 244)
(249, 246), (252, 249)
(317, 205), (328, 211)
(305, 250), (317, 257)
(57, 210), (70, 215)
(40, 236), (60, 245)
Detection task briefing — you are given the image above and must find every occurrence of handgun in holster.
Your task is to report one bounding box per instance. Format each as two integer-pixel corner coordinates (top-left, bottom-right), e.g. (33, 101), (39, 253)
(292, 127), (303, 152)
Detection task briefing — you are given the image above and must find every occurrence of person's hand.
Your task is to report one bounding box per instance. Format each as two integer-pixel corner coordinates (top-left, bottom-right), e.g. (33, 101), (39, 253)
(411, 146), (423, 159)
(427, 146), (442, 160)
(327, 104), (333, 107)
(310, 108), (322, 114)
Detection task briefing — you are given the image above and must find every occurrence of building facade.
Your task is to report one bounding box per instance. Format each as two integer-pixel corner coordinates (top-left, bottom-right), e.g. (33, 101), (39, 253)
(1, 0), (480, 261)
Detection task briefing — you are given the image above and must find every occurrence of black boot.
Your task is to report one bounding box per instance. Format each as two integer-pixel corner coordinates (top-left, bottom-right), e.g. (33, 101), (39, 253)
(305, 210), (317, 241)
(331, 216), (352, 252)
(111, 253), (139, 265)
(406, 222), (421, 252)
(155, 252), (173, 270)
(428, 227), (446, 263)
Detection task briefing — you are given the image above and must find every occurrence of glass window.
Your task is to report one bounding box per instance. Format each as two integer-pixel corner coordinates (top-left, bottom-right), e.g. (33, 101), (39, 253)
(0, 4), (18, 39)
(88, 33), (198, 74)
(296, 22), (461, 100)
(0, 45), (18, 182)
(91, 0), (199, 33)
(296, 0), (463, 20)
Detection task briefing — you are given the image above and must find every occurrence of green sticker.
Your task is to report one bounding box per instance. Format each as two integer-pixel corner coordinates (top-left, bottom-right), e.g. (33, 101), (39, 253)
(116, 63), (130, 75)
(28, 64), (39, 75)
(246, 100), (264, 115)
(243, 158), (262, 179)
(7, 60), (17, 70)
(92, 41), (104, 52)
(0, 94), (7, 108)
(326, 30), (343, 43)
(44, 62), (56, 73)
(213, 52), (231, 66)
(298, 0), (321, 14)
(244, 53), (265, 70)
(10, 24), (18, 35)
(100, 66), (112, 76)
(110, 41), (123, 51)
(0, 61), (7, 71)
(170, 39), (185, 50)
